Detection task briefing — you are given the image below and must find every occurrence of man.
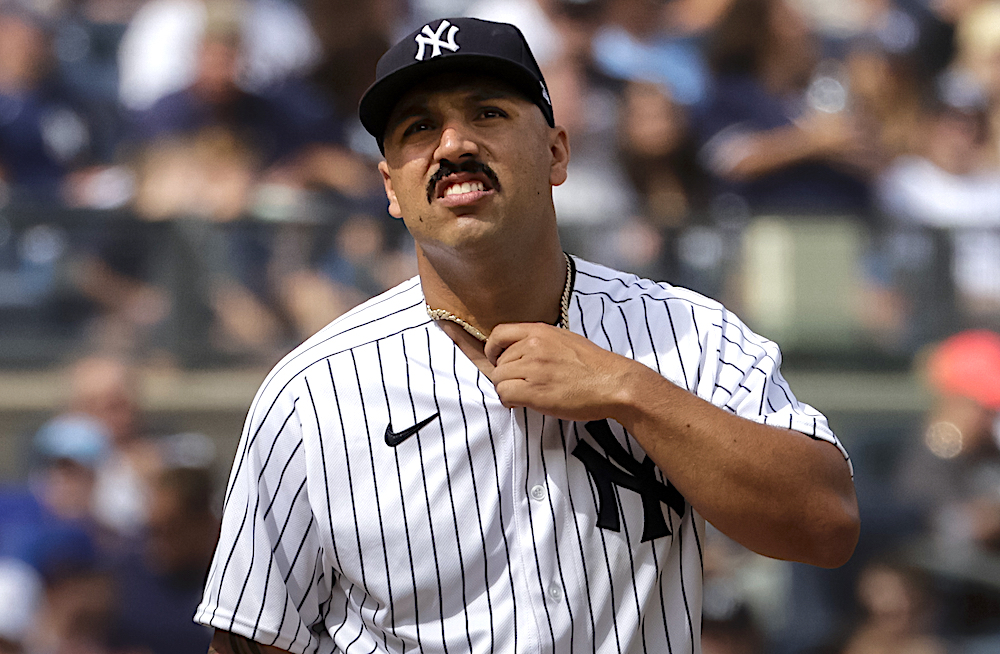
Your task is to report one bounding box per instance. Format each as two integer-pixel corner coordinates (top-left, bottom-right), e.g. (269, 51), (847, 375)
(196, 17), (858, 654)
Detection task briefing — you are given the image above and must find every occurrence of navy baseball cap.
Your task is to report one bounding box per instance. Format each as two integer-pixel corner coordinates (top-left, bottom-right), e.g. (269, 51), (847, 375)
(359, 17), (555, 153)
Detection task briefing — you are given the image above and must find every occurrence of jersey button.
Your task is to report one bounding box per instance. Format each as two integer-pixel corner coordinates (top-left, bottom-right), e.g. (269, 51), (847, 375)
(530, 484), (546, 502)
(547, 584), (563, 603)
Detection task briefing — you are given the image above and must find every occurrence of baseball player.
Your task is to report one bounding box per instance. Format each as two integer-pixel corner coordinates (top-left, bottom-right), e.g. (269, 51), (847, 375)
(197, 17), (859, 654)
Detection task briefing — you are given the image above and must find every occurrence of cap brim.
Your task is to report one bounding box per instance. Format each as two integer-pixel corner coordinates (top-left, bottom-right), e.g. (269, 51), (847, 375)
(359, 54), (550, 152)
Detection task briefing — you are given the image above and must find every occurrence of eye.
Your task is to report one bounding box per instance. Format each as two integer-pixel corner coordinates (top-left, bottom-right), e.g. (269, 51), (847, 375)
(401, 119), (434, 138)
(478, 106), (508, 120)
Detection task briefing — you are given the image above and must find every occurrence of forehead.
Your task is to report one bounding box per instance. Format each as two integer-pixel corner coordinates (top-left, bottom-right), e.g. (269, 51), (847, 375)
(387, 73), (533, 121)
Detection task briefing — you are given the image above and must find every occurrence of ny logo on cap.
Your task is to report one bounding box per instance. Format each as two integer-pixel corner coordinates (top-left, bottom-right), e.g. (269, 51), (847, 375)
(414, 20), (460, 60)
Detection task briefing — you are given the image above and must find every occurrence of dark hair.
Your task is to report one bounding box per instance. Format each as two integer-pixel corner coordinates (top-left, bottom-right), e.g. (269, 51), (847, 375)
(705, 0), (775, 77)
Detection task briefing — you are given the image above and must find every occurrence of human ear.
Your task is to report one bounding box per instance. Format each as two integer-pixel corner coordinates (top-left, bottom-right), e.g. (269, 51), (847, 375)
(378, 160), (403, 219)
(548, 126), (570, 187)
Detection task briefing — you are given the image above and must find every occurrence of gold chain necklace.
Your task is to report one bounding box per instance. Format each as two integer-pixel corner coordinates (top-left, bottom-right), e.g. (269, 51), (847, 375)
(426, 253), (573, 343)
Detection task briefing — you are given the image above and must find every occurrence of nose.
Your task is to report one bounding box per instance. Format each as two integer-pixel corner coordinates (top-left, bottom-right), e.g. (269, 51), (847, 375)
(433, 121), (480, 164)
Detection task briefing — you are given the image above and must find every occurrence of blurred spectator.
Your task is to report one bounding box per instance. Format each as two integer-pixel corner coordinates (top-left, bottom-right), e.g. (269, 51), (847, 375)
(952, 0), (1000, 119)
(0, 3), (97, 203)
(306, 0), (404, 134)
(695, 0), (879, 220)
(0, 557), (43, 654)
(540, 0), (636, 236)
(24, 562), (116, 654)
(843, 35), (924, 162)
(131, 13), (370, 190)
(0, 414), (107, 562)
(117, 0), (320, 112)
(877, 88), (1000, 319)
(841, 560), (946, 654)
(464, 0), (562, 67)
(894, 330), (1000, 551)
(592, 0), (709, 106)
(68, 355), (161, 536)
(0, 413), (116, 654)
(701, 527), (770, 654)
(607, 79), (709, 285)
(804, 0), (956, 91)
(619, 80), (701, 229)
(50, 0), (143, 173)
(108, 466), (218, 654)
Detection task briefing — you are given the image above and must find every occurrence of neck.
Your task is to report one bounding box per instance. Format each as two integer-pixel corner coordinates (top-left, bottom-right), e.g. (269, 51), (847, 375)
(419, 238), (568, 336)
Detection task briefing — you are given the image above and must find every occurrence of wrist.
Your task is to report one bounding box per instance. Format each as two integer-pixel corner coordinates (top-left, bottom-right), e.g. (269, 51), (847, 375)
(607, 360), (675, 433)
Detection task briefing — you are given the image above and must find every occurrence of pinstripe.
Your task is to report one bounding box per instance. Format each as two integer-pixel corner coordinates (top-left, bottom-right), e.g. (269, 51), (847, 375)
(367, 343), (399, 647)
(267, 476), (308, 647)
(539, 416), (576, 652)
(346, 350), (396, 651)
(426, 330), (475, 653)
(576, 312), (622, 654)
(250, 398), (306, 636)
(673, 509), (695, 654)
(381, 335), (425, 653)
(343, 353), (370, 588)
(523, 408), (557, 648)
(227, 491), (259, 632)
(601, 301), (649, 654)
(558, 419), (597, 654)
(225, 279), (420, 508)
(650, 524), (675, 654)
(637, 301), (676, 653)
(612, 478), (647, 654)
(453, 345), (497, 652)
(689, 306), (704, 392)
(197, 258), (849, 653)
(477, 371), (519, 652)
(662, 300), (690, 391)
(405, 332), (450, 652)
(206, 402), (296, 618)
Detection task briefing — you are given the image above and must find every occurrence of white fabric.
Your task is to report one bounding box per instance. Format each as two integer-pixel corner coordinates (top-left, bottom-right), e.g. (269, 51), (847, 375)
(0, 557), (43, 640)
(878, 155), (1000, 228)
(196, 257), (848, 653)
(878, 155), (1000, 303)
(117, 0), (321, 111)
(92, 452), (149, 535)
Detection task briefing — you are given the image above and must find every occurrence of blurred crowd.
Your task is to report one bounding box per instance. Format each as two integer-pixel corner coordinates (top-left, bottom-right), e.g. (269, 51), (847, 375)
(3, 0), (1000, 651)
(0, 355), (219, 653)
(1, 0), (1000, 366)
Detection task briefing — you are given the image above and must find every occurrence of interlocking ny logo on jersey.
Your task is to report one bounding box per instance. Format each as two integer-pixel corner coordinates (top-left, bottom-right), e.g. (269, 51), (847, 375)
(385, 412), (440, 447)
(414, 20), (460, 60)
(573, 420), (686, 542)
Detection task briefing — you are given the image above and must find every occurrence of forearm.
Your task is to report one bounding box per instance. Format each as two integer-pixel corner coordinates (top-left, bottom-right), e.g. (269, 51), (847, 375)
(484, 323), (859, 567)
(612, 363), (859, 567)
(706, 124), (824, 182)
(208, 630), (293, 654)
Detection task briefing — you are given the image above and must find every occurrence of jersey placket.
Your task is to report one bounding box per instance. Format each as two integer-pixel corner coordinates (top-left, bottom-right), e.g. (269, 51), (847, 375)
(510, 407), (577, 652)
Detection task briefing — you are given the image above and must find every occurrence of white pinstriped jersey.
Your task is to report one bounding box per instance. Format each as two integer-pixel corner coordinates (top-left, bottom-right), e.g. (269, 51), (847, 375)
(196, 256), (850, 654)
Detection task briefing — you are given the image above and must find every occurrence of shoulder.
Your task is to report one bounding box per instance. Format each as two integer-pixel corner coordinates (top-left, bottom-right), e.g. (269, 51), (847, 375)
(246, 277), (427, 418)
(572, 256), (727, 318)
(571, 256), (774, 363)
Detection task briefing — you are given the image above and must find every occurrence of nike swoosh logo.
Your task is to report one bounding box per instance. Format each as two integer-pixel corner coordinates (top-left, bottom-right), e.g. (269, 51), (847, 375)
(384, 412), (440, 447)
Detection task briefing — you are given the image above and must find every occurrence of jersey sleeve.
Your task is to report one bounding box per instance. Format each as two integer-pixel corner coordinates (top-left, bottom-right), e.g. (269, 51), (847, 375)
(195, 379), (331, 653)
(700, 307), (852, 474)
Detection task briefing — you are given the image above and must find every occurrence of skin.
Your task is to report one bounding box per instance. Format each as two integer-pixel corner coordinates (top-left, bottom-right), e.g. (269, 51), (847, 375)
(208, 631), (285, 654)
(209, 70), (859, 651)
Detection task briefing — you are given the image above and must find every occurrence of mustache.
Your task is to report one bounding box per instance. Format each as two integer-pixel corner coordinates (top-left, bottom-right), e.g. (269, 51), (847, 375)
(426, 159), (501, 203)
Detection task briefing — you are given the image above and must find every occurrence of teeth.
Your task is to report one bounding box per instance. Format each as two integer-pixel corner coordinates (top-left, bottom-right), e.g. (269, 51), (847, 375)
(444, 181), (485, 197)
